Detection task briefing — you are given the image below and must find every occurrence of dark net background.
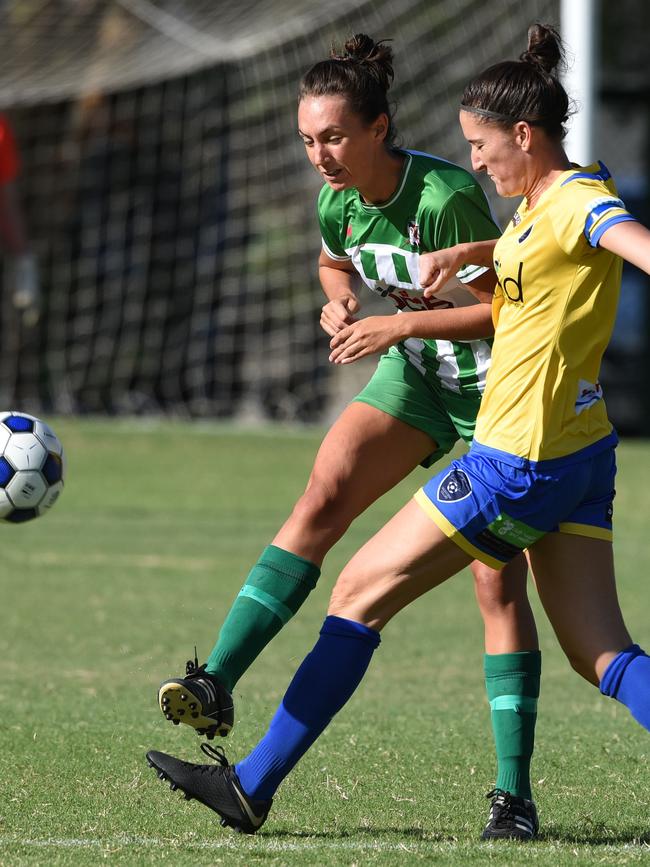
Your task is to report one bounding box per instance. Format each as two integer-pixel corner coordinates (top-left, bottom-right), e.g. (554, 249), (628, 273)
(0, 0), (646, 431)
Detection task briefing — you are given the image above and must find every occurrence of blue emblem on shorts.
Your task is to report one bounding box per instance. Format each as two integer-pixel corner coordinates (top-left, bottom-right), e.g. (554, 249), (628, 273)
(437, 469), (472, 502)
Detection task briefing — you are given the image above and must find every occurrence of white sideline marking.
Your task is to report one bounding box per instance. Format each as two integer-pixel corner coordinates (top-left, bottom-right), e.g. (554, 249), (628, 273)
(1, 836), (436, 853)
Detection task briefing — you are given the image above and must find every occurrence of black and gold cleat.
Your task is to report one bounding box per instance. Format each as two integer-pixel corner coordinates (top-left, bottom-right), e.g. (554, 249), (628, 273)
(158, 651), (234, 739)
(146, 744), (272, 834)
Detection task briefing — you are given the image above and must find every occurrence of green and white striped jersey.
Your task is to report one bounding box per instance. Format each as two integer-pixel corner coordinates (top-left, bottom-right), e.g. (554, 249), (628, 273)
(318, 149), (499, 395)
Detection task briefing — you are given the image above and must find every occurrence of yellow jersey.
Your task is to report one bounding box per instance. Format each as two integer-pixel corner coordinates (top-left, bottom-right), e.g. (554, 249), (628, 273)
(474, 162), (637, 462)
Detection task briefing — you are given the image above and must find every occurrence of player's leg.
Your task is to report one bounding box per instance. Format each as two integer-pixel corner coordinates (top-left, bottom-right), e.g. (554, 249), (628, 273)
(471, 556), (540, 839)
(442, 381), (541, 838)
(527, 533), (650, 730)
(148, 496), (473, 830)
(206, 401), (435, 679)
(527, 442), (650, 729)
(158, 351), (454, 737)
(159, 400), (437, 737)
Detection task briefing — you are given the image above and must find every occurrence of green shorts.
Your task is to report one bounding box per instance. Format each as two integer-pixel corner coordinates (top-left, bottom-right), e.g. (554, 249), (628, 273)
(353, 348), (483, 468)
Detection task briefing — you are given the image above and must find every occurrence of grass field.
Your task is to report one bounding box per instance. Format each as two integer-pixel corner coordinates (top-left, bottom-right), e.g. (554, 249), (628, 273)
(1, 418), (650, 866)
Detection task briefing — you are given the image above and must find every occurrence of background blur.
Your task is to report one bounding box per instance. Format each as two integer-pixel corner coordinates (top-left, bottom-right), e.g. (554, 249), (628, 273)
(0, 0), (647, 431)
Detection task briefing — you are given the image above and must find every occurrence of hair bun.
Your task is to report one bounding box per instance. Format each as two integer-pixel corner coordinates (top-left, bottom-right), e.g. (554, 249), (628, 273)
(343, 33), (377, 61)
(330, 33), (395, 92)
(519, 23), (564, 75)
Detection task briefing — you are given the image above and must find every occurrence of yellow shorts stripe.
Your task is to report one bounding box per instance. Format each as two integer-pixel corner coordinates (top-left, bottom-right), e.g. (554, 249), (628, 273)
(413, 489), (505, 570)
(557, 521), (613, 542)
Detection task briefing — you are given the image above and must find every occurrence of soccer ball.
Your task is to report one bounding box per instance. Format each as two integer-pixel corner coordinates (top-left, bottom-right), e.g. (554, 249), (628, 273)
(0, 411), (65, 523)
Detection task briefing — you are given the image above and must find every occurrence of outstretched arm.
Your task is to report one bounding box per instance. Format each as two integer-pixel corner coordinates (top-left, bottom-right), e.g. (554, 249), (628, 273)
(598, 220), (650, 274)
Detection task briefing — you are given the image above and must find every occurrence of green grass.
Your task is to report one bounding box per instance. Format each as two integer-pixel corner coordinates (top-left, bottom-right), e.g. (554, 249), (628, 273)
(1, 419), (650, 865)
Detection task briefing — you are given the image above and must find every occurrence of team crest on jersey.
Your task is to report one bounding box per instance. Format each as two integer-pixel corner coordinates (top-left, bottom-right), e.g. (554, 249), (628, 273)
(407, 220), (420, 247)
(511, 211), (522, 227)
(437, 468), (472, 502)
(575, 379), (603, 415)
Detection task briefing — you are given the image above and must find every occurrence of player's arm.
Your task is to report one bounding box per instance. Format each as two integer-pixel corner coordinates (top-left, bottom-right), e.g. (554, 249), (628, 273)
(419, 239), (498, 298)
(328, 302), (493, 364)
(598, 219), (650, 273)
(318, 248), (362, 337)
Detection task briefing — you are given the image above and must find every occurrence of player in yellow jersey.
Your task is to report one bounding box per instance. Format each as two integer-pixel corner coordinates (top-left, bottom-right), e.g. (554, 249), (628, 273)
(145, 24), (650, 839)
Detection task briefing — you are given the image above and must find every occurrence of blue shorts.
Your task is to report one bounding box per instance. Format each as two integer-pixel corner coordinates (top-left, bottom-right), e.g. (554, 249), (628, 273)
(414, 436), (617, 568)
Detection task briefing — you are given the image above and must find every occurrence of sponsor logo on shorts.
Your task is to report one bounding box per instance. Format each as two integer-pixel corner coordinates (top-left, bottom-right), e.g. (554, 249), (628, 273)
(476, 513), (545, 561)
(606, 502), (614, 523)
(486, 513), (545, 550)
(437, 468), (472, 502)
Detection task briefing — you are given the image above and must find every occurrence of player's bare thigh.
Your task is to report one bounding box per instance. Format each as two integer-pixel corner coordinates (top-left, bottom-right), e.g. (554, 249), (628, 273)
(273, 402), (436, 557)
(328, 496), (472, 630)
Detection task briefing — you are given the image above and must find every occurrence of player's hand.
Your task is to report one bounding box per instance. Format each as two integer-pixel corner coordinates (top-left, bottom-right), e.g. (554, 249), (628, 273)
(419, 249), (462, 298)
(320, 294), (361, 337)
(329, 316), (402, 364)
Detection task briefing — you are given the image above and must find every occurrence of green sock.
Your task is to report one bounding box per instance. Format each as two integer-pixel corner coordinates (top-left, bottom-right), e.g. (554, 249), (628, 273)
(205, 545), (320, 692)
(484, 650), (541, 800)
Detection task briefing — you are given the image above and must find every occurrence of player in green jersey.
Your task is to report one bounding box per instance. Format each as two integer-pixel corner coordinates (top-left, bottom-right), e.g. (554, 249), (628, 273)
(154, 33), (541, 838)
(148, 24), (650, 842)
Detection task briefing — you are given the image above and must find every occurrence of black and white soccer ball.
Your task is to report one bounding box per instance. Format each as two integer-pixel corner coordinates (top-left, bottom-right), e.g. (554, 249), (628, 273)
(0, 411), (65, 523)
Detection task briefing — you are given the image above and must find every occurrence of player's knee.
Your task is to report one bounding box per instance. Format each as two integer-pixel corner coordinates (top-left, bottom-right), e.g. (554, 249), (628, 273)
(472, 561), (513, 613)
(328, 566), (366, 617)
(564, 650), (599, 686)
(290, 476), (352, 538)
(328, 579), (356, 616)
(559, 640), (602, 686)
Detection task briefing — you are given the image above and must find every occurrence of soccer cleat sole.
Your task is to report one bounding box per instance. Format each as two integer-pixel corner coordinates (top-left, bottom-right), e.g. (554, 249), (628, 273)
(146, 752), (256, 834)
(158, 681), (232, 738)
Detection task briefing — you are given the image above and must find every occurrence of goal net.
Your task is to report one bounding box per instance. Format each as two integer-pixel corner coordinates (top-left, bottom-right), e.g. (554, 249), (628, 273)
(0, 0), (558, 421)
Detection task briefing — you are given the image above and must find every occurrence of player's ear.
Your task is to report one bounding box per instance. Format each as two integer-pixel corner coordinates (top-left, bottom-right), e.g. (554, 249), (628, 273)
(372, 113), (389, 142)
(514, 120), (533, 151)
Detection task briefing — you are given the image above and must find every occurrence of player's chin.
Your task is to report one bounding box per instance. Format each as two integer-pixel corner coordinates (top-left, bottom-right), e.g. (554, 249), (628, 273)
(490, 177), (517, 198)
(323, 172), (351, 190)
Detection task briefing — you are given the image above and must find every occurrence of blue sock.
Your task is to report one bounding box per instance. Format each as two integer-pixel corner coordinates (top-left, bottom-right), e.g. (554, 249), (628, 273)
(235, 615), (381, 799)
(600, 644), (650, 730)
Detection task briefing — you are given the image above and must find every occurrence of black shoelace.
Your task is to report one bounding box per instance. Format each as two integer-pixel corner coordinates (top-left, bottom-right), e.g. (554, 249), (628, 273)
(486, 788), (518, 819)
(200, 742), (229, 767)
(185, 646), (202, 676)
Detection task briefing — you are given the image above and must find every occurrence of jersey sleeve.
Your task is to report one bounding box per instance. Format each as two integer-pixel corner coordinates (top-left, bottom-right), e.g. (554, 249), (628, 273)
(317, 185), (350, 261)
(0, 115), (20, 184)
(551, 179), (638, 254)
(423, 186), (500, 283)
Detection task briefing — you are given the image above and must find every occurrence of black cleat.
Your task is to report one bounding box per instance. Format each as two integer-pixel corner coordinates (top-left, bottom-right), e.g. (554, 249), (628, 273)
(481, 788), (539, 840)
(146, 744), (272, 834)
(158, 651), (234, 739)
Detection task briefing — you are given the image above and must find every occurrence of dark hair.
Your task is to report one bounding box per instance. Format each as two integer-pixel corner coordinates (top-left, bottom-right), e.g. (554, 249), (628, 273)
(460, 24), (573, 140)
(299, 34), (397, 147)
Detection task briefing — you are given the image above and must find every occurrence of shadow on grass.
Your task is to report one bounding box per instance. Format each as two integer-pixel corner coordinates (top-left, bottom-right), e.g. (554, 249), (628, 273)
(537, 825), (650, 846)
(261, 824), (650, 846)
(261, 826), (458, 842)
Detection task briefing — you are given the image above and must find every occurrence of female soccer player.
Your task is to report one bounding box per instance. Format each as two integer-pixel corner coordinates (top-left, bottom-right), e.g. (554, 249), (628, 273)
(152, 34), (545, 838)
